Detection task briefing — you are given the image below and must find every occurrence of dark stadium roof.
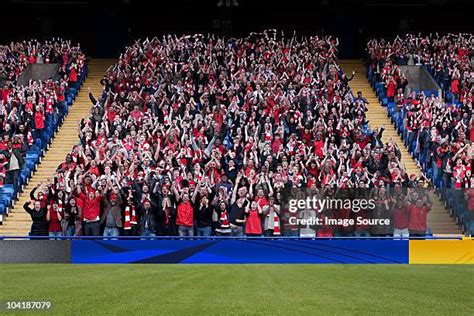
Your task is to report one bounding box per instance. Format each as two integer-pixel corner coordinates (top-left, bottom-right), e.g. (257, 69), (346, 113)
(2, 0), (473, 58)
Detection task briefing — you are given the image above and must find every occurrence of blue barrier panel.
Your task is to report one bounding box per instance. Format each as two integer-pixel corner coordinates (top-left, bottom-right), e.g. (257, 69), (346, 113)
(71, 239), (409, 264)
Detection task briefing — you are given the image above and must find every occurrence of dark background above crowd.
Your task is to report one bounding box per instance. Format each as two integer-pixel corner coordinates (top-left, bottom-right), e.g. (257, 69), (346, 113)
(1, 0), (473, 59)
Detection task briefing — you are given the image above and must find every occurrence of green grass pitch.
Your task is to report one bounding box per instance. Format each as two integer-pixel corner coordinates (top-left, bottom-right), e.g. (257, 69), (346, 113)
(0, 265), (472, 315)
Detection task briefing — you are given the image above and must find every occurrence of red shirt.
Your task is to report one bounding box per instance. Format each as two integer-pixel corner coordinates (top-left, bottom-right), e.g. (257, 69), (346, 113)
(255, 196), (268, 209)
(386, 81), (396, 97)
(313, 139), (324, 158)
(107, 110), (117, 123)
(299, 128), (312, 145)
(130, 110), (143, 121)
(57, 88), (65, 102)
(69, 68), (78, 83)
(451, 79), (459, 94)
(245, 209), (262, 235)
(317, 213), (334, 237)
(271, 138), (283, 153)
(28, 55), (37, 64)
(48, 208), (62, 232)
(25, 101), (34, 112)
(34, 112), (45, 129)
(408, 205), (430, 231)
(0, 88), (10, 102)
(392, 207), (409, 229)
(176, 201), (193, 227)
(78, 193), (101, 221)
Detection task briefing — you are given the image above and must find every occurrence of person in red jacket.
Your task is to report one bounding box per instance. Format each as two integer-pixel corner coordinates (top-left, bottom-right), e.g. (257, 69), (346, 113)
(68, 64), (78, 87)
(245, 201), (263, 236)
(386, 76), (396, 102)
(408, 198), (431, 237)
(34, 105), (45, 143)
(392, 198), (410, 238)
(77, 186), (102, 236)
(176, 193), (194, 236)
(46, 202), (63, 239)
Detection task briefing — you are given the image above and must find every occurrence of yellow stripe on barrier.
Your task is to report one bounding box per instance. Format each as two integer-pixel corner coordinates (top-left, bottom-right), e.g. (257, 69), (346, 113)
(409, 239), (474, 264)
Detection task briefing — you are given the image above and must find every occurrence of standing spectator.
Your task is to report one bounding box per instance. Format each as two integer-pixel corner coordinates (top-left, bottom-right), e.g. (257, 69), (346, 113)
(78, 187), (102, 236)
(24, 200), (48, 237)
(408, 197), (432, 237)
(229, 179), (248, 237)
(298, 207), (317, 238)
(137, 199), (157, 237)
(46, 202), (63, 238)
(370, 188), (393, 236)
(63, 197), (81, 236)
(176, 193), (194, 237)
(195, 196), (213, 236)
(68, 64), (78, 87)
(100, 192), (123, 238)
(229, 197), (247, 237)
(6, 143), (24, 192)
(263, 196), (281, 236)
(392, 198), (410, 238)
(245, 201), (263, 237)
(156, 190), (177, 236)
(33, 105), (46, 145)
(214, 201), (231, 236)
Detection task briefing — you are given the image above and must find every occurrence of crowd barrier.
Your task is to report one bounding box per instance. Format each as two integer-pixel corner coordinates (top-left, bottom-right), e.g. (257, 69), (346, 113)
(0, 237), (471, 264)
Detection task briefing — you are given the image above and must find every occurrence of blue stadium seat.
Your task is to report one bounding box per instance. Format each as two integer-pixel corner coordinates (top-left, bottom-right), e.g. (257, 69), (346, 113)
(35, 138), (42, 150)
(20, 170), (30, 186)
(26, 152), (40, 164)
(0, 194), (12, 208)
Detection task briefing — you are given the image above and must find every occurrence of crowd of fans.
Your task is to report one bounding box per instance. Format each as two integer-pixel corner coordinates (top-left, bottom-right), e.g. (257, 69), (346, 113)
(366, 33), (473, 233)
(0, 39), (86, 191)
(23, 31), (435, 238)
(367, 33), (473, 101)
(366, 33), (473, 190)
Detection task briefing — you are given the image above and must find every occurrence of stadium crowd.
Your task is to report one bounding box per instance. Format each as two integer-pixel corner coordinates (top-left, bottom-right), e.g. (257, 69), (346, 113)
(0, 39), (85, 192)
(366, 33), (473, 190)
(23, 31), (436, 238)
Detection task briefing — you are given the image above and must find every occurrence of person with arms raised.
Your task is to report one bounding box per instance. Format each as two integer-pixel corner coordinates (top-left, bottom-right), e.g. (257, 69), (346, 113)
(24, 200), (48, 237)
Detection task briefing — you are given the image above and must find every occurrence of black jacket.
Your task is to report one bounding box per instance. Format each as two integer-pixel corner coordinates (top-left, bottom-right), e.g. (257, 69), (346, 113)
(137, 205), (158, 233)
(24, 202), (48, 236)
(194, 205), (213, 227)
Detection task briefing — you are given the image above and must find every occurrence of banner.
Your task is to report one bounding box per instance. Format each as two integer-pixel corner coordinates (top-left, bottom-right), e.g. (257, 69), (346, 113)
(71, 239), (409, 264)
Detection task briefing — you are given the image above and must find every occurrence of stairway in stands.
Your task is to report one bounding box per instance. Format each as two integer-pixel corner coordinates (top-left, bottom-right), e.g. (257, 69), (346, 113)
(0, 59), (114, 236)
(338, 60), (461, 236)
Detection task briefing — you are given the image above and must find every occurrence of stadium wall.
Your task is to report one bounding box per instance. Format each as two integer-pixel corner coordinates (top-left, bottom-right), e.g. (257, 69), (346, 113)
(0, 239), (472, 264)
(0, 240), (70, 263)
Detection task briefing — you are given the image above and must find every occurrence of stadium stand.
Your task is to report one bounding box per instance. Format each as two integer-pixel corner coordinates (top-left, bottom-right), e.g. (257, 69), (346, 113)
(366, 33), (473, 234)
(0, 39), (86, 224)
(0, 32), (466, 237)
(0, 60), (110, 235)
